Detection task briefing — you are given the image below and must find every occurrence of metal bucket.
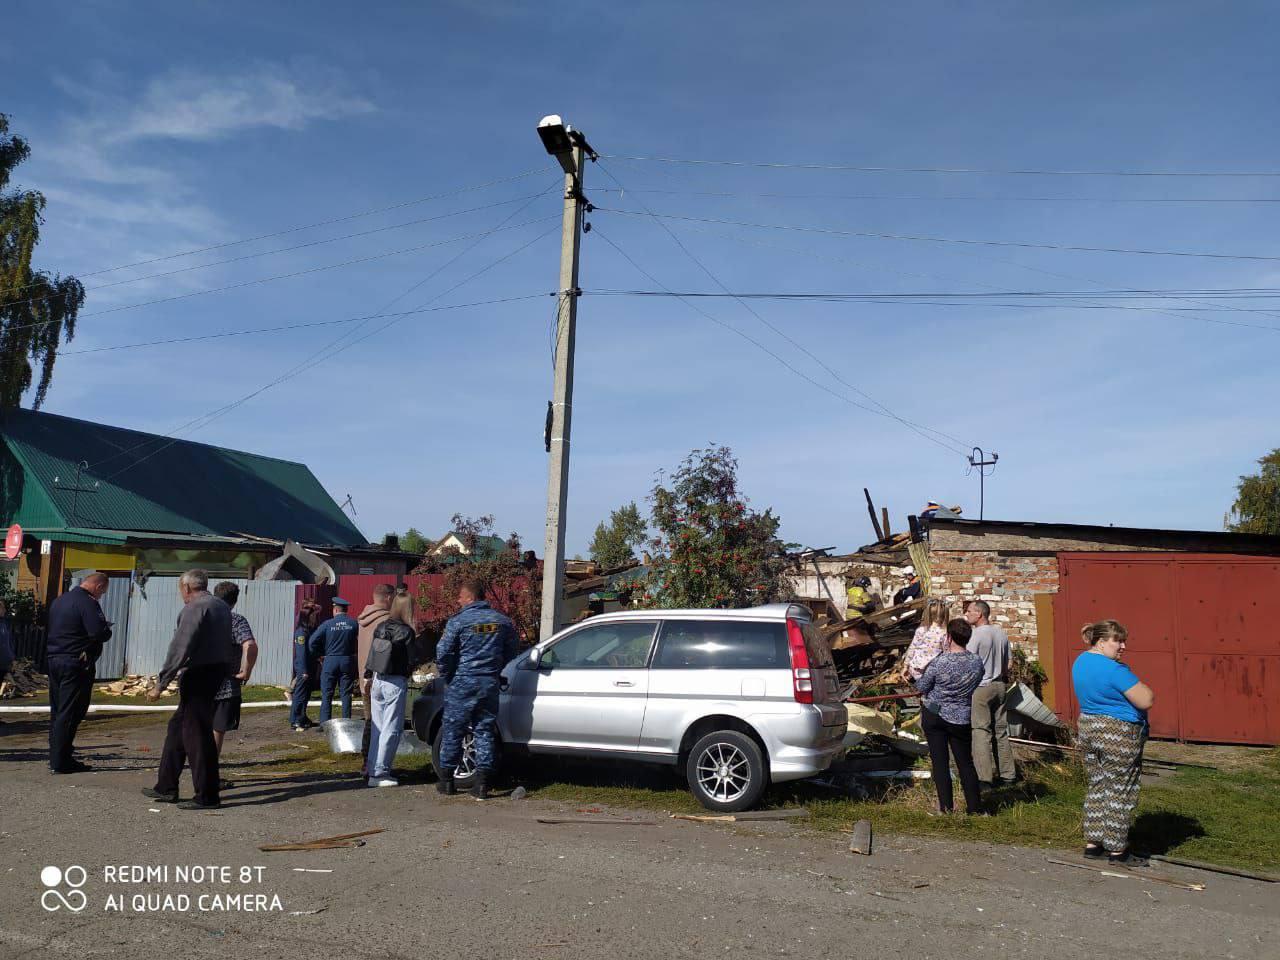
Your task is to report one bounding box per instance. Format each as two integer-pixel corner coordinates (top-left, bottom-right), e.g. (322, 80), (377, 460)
(322, 718), (364, 754)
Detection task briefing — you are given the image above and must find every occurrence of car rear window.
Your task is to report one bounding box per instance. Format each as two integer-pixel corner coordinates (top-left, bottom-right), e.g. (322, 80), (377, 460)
(652, 620), (787, 670)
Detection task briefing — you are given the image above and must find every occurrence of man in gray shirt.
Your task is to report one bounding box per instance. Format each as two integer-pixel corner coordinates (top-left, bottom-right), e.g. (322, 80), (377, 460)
(964, 600), (1016, 786)
(142, 569), (233, 809)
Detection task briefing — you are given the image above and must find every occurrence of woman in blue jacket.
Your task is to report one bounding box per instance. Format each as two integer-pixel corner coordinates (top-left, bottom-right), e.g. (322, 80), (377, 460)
(1072, 620), (1156, 867)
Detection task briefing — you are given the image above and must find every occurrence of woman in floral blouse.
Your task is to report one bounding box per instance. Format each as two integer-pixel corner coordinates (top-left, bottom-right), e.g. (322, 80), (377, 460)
(903, 597), (949, 680)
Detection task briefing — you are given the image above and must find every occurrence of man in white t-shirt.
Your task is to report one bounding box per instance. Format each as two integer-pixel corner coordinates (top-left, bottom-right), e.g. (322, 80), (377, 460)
(964, 600), (1016, 786)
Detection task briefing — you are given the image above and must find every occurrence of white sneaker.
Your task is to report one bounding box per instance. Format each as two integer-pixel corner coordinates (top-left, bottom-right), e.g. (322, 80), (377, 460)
(367, 777), (399, 788)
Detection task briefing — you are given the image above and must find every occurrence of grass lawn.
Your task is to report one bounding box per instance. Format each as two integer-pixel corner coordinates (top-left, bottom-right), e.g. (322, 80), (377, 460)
(208, 731), (1280, 873)
(526, 749), (1280, 871)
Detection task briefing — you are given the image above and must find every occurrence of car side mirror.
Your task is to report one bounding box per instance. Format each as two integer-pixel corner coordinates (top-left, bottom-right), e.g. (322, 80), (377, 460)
(522, 649), (542, 670)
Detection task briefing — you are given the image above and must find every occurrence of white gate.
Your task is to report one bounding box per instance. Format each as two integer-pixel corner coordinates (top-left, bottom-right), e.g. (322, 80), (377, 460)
(124, 577), (297, 686)
(69, 570), (131, 680)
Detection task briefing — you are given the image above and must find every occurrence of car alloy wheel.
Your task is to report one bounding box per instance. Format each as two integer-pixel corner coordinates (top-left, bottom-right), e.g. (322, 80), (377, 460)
(696, 741), (751, 804)
(686, 729), (766, 813)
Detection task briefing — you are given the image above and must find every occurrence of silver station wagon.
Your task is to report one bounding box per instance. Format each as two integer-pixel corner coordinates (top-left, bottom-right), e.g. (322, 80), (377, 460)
(412, 603), (846, 811)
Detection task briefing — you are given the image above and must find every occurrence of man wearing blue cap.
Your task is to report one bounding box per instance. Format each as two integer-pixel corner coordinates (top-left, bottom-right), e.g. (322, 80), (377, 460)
(309, 597), (359, 724)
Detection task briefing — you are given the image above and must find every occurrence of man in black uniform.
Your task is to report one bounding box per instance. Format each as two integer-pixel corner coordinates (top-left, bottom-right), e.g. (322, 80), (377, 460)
(46, 572), (112, 774)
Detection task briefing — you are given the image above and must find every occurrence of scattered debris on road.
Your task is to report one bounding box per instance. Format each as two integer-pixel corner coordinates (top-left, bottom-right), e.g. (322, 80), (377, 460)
(671, 808), (809, 824)
(260, 828), (385, 852)
(1045, 856), (1205, 891)
(535, 817), (656, 826)
(848, 819), (873, 856)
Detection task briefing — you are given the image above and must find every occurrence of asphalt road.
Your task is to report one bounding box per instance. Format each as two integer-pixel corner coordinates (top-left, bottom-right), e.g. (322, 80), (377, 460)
(0, 709), (1275, 960)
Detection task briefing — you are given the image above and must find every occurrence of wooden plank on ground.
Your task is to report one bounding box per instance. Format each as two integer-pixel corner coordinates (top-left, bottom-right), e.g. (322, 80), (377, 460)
(848, 819), (873, 855)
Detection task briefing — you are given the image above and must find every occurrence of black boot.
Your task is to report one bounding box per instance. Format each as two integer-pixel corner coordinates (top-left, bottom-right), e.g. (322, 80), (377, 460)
(436, 772), (455, 796)
(471, 771), (490, 801)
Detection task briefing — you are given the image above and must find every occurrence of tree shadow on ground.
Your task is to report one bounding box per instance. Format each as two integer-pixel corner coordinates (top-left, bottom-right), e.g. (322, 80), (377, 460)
(1130, 811), (1205, 855)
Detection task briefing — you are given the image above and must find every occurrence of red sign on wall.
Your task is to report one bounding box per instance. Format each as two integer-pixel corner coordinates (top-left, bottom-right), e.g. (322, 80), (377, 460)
(4, 524), (21, 561)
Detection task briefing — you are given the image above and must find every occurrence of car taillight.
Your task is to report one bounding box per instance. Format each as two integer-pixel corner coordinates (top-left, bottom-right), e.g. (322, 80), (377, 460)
(786, 617), (813, 704)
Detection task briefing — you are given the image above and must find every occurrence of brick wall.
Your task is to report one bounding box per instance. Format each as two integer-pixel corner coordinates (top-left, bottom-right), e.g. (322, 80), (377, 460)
(929, 550), (1059, 659)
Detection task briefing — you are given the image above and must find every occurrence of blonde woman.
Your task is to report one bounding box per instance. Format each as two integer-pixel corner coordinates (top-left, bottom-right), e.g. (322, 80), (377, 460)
(363, 589), (418, 787)
(903, 597), (949, 680)
(1072, 620), (1155, 867)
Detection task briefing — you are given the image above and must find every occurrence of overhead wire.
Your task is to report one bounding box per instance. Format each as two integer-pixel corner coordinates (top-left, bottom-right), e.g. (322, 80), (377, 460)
(592, 187), (1280, 204)
(1, 166), (547, 298)
(595, 207), (1280, 263)
(4, 191), (552, 312)
(90, 187), (558, 480)
(2, 211), (558, 337)
(590, 225), (971, 457)
(593, 162), (973, 455)
(653, 214), (1280, 334)
(60, 295), (550, 355)
(601, 154), (1280, 178)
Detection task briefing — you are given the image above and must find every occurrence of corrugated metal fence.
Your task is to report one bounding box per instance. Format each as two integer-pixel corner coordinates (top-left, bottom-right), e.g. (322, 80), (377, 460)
(123, 577), (298, 686)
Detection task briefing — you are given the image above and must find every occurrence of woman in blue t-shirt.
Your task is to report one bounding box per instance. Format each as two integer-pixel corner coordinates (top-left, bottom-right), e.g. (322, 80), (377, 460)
(1071, 620), (1156, 867)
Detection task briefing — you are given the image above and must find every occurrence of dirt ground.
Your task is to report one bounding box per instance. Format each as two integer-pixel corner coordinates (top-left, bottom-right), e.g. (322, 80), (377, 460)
(1, 708), (1275, 960)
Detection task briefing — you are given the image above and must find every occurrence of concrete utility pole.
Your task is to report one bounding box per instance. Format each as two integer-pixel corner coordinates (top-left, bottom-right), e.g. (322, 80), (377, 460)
(537, 115), (594, 640)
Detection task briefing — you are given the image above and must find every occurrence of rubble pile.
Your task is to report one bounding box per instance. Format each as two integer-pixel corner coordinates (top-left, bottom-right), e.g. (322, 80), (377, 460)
(100, 675), (177, 697)
(0, 659), (48, 699)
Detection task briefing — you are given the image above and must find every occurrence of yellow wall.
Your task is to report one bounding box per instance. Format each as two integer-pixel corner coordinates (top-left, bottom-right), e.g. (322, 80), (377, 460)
(63, 544), (136, 573)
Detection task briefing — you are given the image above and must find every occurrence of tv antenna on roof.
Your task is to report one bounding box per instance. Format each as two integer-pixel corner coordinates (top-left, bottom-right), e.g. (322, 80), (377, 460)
(339, 494), (358, 519)
(52, 460), (100, 525)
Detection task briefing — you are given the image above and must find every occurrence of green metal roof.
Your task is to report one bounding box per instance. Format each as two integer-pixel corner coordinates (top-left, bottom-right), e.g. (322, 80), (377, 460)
(1, 408), (366, 547)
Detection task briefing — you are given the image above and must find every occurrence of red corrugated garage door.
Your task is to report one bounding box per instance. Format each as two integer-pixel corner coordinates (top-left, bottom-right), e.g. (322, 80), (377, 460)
(1054, 553), (1280, 745)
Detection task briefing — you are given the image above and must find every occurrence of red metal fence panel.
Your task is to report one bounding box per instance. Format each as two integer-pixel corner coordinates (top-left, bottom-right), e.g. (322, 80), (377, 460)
(1054, 553), (1280, 745)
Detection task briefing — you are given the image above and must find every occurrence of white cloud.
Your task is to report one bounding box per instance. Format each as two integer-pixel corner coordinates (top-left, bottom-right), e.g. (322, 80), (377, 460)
(100, 66), (375, 145)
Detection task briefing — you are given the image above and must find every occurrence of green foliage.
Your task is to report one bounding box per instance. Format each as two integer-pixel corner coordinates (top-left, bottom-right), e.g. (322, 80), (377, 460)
(1226, 448), (1280, 535)
(588, 501), (647, 569)
(398, 527), (430, 555)
(1009, 646), (1049, 695)
(414, 515), (540, 642)
(637, 446), (795, 609)
(1, 114), (85, 410)
(0, 576), (39, 621)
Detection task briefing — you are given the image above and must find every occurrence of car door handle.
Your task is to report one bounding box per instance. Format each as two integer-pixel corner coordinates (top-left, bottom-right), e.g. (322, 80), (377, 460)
(613, 680), (635, 687)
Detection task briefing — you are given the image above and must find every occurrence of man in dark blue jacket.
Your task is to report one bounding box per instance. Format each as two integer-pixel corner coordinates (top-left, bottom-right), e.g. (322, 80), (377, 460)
(435, 578), (519, 800)
(308, 597), (359, 724)
(45, 572), (112, 773)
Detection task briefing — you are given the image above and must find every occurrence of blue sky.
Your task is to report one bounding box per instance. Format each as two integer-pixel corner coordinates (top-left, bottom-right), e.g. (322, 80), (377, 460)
(5, 2), (1280, 552)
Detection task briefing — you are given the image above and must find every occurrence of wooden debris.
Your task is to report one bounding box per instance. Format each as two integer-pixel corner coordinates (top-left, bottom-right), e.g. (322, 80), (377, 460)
(1149, 855), (1279, 883)
(0, 659), (48, 699)
(259, 828), (385, 852)
(848, 819), (873, 856)
(535, 817), (656, 826)
(1045, 856), (1205, 891)
(671, 808), (809, 824)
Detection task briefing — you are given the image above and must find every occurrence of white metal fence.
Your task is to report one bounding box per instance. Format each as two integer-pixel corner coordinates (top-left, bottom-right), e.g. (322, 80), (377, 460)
(120, 577), (297, 686)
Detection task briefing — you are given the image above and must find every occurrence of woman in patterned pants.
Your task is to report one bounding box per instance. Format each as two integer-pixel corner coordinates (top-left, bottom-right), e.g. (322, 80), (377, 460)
(1071, 620), (1155, 867)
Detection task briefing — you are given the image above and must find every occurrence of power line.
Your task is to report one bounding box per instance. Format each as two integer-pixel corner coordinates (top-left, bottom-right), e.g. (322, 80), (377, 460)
(593, 187), (1280, 204)
(597, 206), (1280, 263)
(591, 226), (972, 456)
(582, 290), (1280, 331)
(1, 214), (558, 334)
(653, 213), (1280, 334)
(593, 163), (977, 454)
(91, 195), (558, 480)
(60, 295), (549, 355)
(2, 167), (547, 298)
(4, 191), (553, 312)
(601, 154), (1280, 178)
